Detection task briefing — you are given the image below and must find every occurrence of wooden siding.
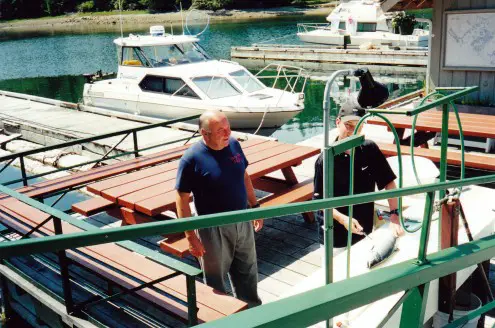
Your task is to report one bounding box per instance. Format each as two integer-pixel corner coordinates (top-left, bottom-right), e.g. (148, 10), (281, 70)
(431, 0), (495, 107)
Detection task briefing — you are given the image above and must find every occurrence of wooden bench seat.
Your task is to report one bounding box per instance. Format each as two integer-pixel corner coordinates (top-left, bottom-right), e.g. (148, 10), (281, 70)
(376, 142), (495, 171)
(71, 197), (115, 216)
(0, 199), (247, 323)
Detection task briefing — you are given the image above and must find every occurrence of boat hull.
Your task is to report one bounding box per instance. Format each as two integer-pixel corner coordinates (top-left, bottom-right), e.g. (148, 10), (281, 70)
(83, 95), (302, 129)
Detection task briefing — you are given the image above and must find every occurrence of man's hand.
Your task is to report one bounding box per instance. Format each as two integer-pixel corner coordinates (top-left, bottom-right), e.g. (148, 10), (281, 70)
(389, 214), (404, 237)
(252, 219), (264, 232)
(342, 217), (364, 235)
(186, 234), (206, 258)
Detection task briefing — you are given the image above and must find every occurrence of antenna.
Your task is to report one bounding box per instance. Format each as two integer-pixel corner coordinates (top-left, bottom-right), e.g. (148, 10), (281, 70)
(118, 0), (124, 39)
(185, 10), (210, 37)
(180, 2), (185, 35)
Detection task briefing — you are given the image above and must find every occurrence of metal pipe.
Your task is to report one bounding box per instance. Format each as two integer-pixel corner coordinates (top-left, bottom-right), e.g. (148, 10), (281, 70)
(322, 68), (354, 327)
(416, 18), (432, 93)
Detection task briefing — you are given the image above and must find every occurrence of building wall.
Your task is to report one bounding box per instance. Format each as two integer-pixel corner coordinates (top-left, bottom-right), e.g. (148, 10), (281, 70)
(431, 0), (495, 106)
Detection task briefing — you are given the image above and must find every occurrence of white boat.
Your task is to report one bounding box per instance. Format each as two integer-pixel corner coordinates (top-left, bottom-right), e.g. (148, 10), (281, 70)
(83, 26), (307, 129)
(297, 0), (429, 47)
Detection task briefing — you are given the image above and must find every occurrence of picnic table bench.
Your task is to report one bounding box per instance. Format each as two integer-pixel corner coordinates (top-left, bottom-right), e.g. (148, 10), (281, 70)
(367, 110), (495, 152)
(376, 142), (495, 171)
(367, 110), (495, 171)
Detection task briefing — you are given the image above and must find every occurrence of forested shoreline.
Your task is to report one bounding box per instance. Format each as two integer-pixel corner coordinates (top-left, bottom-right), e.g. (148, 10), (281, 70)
(0, 0), (317, 21)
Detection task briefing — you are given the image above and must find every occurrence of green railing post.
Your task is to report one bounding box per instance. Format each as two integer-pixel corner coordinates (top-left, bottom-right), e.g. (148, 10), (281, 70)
(438, 103), (450, 249)
(186, 275), (198, 326)
(132, 131), (139, 158)
(416, 191), (435, 264)
(323, 147), (334, 286)
(399, 283), (430, 328)
(52, 217), (74, 314)
(0, 270), (12, 322)
(18, 156), (27, 187)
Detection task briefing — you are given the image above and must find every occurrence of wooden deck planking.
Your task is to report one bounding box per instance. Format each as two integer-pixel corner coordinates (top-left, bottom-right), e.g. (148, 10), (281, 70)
(258, 226), (314, 249)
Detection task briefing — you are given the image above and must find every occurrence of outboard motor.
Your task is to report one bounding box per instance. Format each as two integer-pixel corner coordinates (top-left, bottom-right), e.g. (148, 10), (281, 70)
(150, 25), (165, 37)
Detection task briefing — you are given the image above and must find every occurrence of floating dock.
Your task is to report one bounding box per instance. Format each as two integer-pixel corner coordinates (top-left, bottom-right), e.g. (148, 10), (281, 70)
(231, 44), (428, 74)
(0, 90), (494, 327)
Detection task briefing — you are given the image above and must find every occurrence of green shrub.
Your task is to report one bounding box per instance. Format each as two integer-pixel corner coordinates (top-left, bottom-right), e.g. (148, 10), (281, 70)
(77, 1), (95, 12)
(192, 0), (233, 10)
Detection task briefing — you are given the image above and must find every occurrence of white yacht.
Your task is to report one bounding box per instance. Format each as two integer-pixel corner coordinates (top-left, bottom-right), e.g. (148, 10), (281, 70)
(83, 26), (306, 129)
(297, 0), (428, 47)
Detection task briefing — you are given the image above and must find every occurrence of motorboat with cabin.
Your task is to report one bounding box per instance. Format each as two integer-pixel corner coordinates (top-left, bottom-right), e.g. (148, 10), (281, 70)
(83, 26), (307, 130)
(297, 0), (429, 47)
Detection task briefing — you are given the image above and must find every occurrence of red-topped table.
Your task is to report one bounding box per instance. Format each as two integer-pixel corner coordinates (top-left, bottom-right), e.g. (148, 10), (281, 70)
(86, 139), (320, 217)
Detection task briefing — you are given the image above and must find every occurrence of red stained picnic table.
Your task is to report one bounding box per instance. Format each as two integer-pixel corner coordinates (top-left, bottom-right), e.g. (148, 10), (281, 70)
(86, 139), (320, 217)
(367, 110), (495, 139)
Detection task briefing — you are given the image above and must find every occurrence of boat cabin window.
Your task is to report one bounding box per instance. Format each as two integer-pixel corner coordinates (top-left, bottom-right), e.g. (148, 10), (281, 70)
(192, 76), (241, 99)
(357, 23), (377, 32)
(139, 42), (209, 68)
(230, 70), (265, 93)
(121, 47), (151, 67)
(339, 22), (346, 30)
(139, 75), (199, 99)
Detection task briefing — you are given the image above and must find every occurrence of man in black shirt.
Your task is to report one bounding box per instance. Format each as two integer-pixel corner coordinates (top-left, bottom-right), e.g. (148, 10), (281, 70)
(314, 106), (404, 249)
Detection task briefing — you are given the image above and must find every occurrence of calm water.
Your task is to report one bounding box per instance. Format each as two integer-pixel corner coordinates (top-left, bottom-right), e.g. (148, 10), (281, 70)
(0, 18), (424, 143)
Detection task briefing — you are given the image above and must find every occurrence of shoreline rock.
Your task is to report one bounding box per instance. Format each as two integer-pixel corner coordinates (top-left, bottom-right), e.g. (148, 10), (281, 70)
(0, 6), (334, 34)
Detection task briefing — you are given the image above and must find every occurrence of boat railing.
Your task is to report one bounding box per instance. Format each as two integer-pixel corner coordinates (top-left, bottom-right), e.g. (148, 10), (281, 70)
(219, 59), (240, 65)
(255, 63), (308, 107)
(297, 22), (332, 34)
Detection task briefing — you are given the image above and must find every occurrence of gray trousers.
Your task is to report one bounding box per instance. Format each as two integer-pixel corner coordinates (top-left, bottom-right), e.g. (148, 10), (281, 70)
(197, 222), (261, 307)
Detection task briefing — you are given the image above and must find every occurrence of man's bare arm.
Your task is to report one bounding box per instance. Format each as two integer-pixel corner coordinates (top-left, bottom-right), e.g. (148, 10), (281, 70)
(244, 171), (257, 206)
(384, 181), (404, 237)
(244, 171), (263, 232)
(175, 190), (205, 257)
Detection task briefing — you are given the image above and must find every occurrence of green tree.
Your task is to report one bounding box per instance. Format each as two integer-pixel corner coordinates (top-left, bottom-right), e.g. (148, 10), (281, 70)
(140, 0), (176, 12)
(93, 0), (112, 11)
(192, 0), (233, 10)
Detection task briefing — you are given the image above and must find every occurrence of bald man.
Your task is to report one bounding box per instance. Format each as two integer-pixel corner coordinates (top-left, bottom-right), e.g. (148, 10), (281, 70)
(175, 111), (262, 307)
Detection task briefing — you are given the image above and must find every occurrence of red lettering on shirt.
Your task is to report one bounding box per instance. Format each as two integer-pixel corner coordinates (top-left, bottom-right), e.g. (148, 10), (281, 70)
(230, 153), (242, 164)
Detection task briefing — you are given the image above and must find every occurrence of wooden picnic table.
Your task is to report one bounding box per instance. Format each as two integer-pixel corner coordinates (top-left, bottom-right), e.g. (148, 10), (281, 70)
(367, 110), (495, 139)
(86, 139), (320, 218)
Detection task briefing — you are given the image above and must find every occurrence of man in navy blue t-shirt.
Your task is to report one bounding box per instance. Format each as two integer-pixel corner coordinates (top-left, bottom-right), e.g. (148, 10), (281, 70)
(175, 111), (262, 307)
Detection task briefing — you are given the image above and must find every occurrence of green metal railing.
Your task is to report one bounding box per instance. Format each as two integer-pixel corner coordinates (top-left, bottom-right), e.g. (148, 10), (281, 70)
(0, 87), (493, 327)
(0, 114), (200, 187)
(0, 113), (203, 325)
(0, 174), (494, 326)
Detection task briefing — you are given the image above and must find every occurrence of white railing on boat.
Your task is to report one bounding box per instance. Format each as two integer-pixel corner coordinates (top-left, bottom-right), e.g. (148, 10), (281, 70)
(297, 23), (332, 34)
(255, 64), (308, 107)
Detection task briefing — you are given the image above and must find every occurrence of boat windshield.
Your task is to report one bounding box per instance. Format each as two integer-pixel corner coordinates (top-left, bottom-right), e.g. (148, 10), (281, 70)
(139, 42), (210, 67)
(192, 76), (241, 99)
(229, 69), (265, 93)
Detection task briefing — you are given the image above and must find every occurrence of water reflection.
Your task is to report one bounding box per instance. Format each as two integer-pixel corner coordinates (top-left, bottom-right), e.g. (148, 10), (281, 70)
(0, 17), (424, 143)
